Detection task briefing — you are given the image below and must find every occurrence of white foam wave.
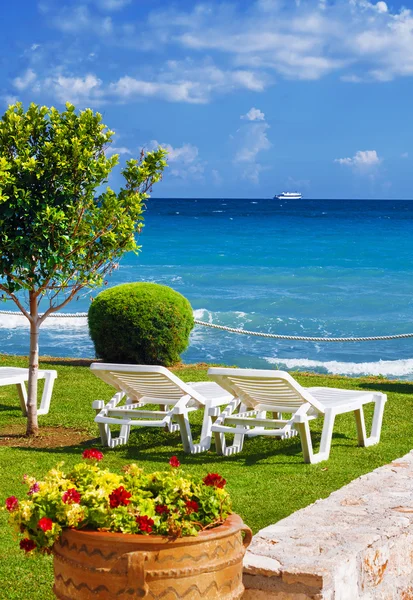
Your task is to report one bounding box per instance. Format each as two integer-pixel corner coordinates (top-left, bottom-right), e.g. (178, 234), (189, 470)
(193, 308), (213, 323)
(0, 314), (88, 330)
(2, 308), (217, 330)
(265, 356), (413, 377)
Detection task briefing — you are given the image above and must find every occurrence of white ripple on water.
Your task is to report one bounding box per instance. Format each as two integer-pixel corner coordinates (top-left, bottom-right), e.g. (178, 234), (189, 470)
(265, 356), (413, 378)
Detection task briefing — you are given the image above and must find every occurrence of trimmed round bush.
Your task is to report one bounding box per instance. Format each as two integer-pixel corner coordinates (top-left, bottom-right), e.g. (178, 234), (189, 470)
(88, 283), (194, 366)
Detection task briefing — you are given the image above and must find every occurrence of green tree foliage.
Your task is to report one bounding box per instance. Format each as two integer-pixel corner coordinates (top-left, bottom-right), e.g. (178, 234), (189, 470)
(88, 283), (194, 366)
(0, 102), (167, 435)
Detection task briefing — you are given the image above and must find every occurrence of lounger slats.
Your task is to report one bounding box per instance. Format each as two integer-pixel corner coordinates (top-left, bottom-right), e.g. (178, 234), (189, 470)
(108, 372), (185, 400)
(225, 376), (305, 408)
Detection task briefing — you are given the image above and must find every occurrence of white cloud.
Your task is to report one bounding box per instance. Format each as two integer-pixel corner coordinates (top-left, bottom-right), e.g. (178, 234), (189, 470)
(13, 69), (37, 91)
(96, 0), (131, 10)
(241, 107), (265, 121)
(163, 143), (199, 164)
(212, 169), (223, 185)
(341, 74), (363, 83)
(235, 122), (271, 163)
(19, 0), (413, 111)
(43, 74), (103, 105)
(109, 60), (267, 103)
(401, 152), (409, 159)
(110, 77), (204, 104)
(233, 111), (272, 183)
(52, 5), (113, 35)
(335, 150), (382, 171)
(375, 2), (388, 14)
(30, 43), (40, 51)
(149, 140), (204, 180)
(1, 95), (19, 107)
(105, 146), (132, 157)
(142, 1), (413, 83)
(7, 56), (266, 106)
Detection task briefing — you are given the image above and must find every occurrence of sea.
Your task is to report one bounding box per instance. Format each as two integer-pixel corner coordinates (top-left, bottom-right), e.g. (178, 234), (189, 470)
(1, 198), (413, 380)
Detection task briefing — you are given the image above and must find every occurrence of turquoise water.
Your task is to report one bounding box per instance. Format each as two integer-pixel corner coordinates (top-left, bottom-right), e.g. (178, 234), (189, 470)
(2, 199), (413, 378)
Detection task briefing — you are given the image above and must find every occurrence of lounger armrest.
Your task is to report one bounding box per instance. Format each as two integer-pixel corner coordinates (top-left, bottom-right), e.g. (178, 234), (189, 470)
(92, 400), (105, 410)
(171, 395), (193, 415)
(292, 413), (310, 423)
(171, 405), (187, 415)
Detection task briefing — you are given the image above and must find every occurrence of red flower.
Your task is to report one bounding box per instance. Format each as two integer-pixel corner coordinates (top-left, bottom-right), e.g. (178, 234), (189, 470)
(28, 483), (40, 496)
(155, 504), (169, 515)
(169, 456), (180, 468)
(5, 496), (18, 512)
(203, 473), (227, 489)
(136, 515), (154, 533)
(20, 538), (36, 553)
(38, 517), (53, 532)
(185, 500), (199, 514)
(109, 486), (132, 509)
(62, 488), (81, 505)
(82, 448), (104, 461)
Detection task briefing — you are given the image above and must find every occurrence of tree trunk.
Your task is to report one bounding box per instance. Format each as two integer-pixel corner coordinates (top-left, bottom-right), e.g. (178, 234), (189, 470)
(26, 292), (39, 436)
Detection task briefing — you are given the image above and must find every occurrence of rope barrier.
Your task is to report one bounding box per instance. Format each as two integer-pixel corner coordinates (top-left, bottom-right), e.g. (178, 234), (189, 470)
(0, 309), (412, 343)
(193, 320), (413, 342)
(0, 310), (87, 318)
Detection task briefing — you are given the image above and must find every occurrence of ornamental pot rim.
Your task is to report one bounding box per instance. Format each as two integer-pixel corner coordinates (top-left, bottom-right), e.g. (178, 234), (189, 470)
(56, 513), (251, 548)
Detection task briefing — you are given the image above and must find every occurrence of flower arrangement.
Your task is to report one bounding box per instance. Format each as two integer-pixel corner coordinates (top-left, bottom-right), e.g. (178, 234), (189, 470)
(5, 450), (232, 554)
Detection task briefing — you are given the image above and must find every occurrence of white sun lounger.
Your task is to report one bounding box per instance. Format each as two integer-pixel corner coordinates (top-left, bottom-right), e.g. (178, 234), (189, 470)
(90, 363), (233, 452)
(208, 367), (387, 464)
(0, 367), (57, 416)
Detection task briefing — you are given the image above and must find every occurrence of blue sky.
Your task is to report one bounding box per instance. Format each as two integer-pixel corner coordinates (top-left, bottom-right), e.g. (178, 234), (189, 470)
(1, 0), (412, 199)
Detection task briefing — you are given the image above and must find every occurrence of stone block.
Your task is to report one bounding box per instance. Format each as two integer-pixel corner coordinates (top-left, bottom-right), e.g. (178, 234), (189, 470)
(243, 451), (413, 599)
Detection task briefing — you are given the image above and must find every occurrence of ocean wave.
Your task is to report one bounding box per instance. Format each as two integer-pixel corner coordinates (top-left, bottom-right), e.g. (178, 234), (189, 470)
(193, 308), (214, 323)
(265, 356), (413, 377)
(0, 315), (88, 330)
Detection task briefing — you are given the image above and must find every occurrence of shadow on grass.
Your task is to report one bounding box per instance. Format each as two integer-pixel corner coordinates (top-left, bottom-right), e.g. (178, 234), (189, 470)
(0, 404), (21, 412)
(5, 426), (357, 469)
(357, 381), (413, 395)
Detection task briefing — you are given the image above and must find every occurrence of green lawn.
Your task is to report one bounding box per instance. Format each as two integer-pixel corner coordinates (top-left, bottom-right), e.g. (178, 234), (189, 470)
(0, 354), (412, 599)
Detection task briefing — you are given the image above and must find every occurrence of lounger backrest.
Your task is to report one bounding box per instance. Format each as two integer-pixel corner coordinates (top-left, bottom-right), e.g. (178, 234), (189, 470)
(90, 363), (206, 405)
(208, 368), (324, 413)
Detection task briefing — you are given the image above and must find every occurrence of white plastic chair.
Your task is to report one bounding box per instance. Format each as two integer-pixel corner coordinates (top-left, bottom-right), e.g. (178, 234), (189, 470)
(90, 363), (233, 452)
(0, 367), (57, 416)
(208, 367), (387, 463)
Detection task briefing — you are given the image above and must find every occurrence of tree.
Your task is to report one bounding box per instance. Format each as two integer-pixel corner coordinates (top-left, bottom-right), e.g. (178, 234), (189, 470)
(0, 102), (167, 436)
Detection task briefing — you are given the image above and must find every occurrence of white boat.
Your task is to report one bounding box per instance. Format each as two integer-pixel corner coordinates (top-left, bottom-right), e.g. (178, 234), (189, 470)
(274, 192), (302, 200)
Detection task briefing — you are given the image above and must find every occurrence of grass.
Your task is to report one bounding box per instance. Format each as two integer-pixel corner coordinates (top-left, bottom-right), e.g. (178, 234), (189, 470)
(0, 354), (412, 599)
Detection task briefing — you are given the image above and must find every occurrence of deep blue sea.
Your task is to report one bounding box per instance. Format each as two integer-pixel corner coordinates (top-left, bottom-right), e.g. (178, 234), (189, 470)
(2, 198), (413, 379)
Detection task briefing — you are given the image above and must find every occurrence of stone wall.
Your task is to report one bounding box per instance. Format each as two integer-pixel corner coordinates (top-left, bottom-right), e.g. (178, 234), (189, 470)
(243, 451), (413, 599)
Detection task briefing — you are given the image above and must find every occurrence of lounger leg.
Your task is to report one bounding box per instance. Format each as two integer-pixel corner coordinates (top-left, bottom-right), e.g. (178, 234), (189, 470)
(318, 409), (336, 459)
(93, 401), (110, 446)
(196, 401), (217, 453)
(271, 412), (297, 439)
(16, 383), (28, 416)
(355, 394), (387, 447)
(92, 393), (130, 448)
(296, 410), (336, 464)
(295, 419), (314, 463)
(37, 372), (56, 416)
(213, 398), (246, 456)
(175, 411), (194, 453)
(354, 407), (367, 446)
(214, 429), (245, 456)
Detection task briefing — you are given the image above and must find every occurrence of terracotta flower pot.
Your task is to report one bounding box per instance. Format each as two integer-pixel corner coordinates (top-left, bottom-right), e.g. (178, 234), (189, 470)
(53, 513), (252, 600)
